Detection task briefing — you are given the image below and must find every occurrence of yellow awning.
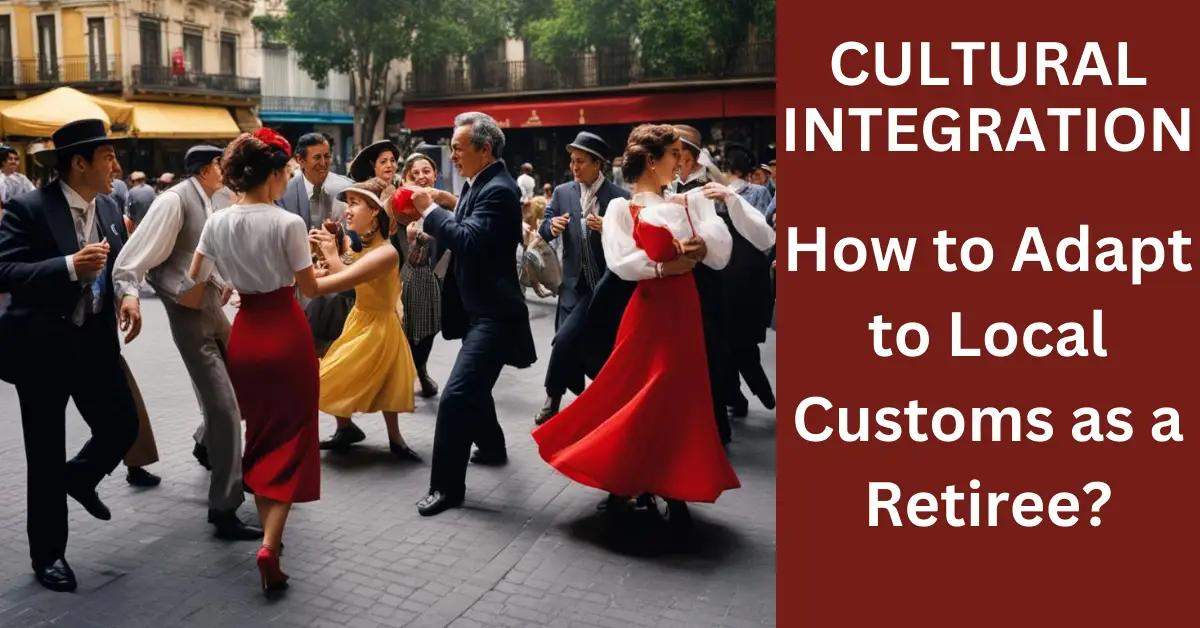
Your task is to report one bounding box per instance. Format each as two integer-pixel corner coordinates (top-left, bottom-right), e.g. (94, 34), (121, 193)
(130, 102), (241, 139)
(0, 87), (126, 137)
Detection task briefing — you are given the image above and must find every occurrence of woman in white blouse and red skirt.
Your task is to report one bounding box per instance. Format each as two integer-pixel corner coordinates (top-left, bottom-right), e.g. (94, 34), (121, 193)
(188, 129), (366, 596)
(532, 124), (740, 528)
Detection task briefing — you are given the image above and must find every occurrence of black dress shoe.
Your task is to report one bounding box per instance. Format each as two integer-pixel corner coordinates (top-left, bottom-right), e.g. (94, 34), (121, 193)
(389, 441), (423, 462)
(33, 558), (76, 592)
(755, 386), (776, 410)
(319, 423), (367, 450)
(66, 485), (111, 521)
(417, 490), (464, 516)
(534, 395), (561, 426)
(469, 448), (508, 466)
(597, 493), (630, 513)
(126, 466), (162, 488)
(193, 443), (212, 470)
(666, 500), (693, 531)
(418, 371), (439, 398)
(209, 509), (264, 541)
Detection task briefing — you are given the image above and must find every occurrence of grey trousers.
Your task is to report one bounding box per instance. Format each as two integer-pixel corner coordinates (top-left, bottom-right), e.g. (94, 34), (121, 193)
(161, 299), (244, 512)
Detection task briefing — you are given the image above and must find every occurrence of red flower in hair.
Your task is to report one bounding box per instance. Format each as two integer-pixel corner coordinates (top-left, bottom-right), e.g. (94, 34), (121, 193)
(253, 127), (292, 158)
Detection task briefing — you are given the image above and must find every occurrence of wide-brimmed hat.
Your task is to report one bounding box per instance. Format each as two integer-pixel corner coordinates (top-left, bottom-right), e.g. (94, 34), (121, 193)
(34, 118), (126, 167)
(337, 179), (399, 234)
(566, 131), (611, 162)
(348, 139), (400, 183)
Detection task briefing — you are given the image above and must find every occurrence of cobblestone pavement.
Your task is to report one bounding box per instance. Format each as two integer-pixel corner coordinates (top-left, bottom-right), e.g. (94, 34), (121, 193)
(0, 294), (776, 627)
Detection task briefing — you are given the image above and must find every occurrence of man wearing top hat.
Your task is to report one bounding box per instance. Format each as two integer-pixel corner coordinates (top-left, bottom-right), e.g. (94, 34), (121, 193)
(112, 144), (263, 541)
(533, 131), (630, 424)
(0, 119), (140, 591)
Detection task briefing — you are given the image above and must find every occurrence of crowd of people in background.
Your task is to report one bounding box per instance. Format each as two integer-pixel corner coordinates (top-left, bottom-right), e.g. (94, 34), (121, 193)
(0, 114), (777, 598)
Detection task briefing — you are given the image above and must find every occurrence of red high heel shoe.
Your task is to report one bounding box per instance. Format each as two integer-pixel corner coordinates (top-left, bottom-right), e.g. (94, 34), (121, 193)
(256, 545), (289, 595)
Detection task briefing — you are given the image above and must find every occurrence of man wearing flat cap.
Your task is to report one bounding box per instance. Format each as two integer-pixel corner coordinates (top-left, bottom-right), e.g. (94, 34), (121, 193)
(533, 131), (630, 424)
(113, 143), (263, 542)
(0, 119), (140, 591)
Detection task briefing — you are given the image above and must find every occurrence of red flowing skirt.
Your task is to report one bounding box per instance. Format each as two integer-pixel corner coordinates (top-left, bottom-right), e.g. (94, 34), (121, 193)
(533, 273), (740, 503)
(227, 287), (321, 503)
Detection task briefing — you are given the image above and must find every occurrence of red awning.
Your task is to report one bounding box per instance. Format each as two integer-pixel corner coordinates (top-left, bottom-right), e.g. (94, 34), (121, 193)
(403, 87), (775, 131)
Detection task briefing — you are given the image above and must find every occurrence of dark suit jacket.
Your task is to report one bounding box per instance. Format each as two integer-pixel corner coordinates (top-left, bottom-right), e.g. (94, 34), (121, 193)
(0, 183), (127, 383)
(280, 172), (353, 229)
(537, 178), (629, 326)
(423, 160), (534, 368)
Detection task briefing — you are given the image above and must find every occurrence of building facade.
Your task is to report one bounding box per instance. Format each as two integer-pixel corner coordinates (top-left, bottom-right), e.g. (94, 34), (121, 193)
(400, 36), (776, 188)
(253, 0), (354, 169)
(0, 0), (261, 177)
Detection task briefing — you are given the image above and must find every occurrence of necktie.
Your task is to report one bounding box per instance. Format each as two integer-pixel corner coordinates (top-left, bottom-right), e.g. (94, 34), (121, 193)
(71, 210), (104, 326)
(310, 185), (325, 224)
(455, 181), (471, 218)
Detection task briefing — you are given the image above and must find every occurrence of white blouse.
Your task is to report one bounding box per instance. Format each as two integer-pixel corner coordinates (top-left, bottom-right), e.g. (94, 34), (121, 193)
(195, 203), (312, 293)
(723, 191), (776, 253)
(601, 191), (731, 281)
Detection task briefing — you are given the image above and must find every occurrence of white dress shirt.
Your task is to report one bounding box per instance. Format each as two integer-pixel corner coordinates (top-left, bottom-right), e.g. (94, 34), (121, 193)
(601, 191), (731, 281)
(113, 177), (215, 299)
(61, 181), (100, 282)
(673, 167), (774, 253)
(721, 190), (775, 252)
(579, 174), (605, 217)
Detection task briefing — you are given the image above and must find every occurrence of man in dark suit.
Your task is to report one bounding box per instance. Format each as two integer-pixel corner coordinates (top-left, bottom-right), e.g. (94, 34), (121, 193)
(408, 111), (536, 516)
(0, 119), (140, 592)
(280, 132), (353, 229)
(533, 131), (630, 424)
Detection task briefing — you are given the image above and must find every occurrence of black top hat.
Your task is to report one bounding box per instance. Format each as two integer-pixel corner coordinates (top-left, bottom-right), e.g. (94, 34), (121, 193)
(349, 139), (401, 183)
(184, 145), (224, 174)
(34, 118), (124, 168)
(566, 131), (611, 162)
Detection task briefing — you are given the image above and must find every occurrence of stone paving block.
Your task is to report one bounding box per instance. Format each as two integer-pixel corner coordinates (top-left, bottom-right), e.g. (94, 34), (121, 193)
(0, 297), (775, 626)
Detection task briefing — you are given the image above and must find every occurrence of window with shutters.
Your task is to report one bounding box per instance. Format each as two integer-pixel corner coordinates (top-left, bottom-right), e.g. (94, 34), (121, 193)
(183, 29), (202, 72)
(219, 32), (236, 75)
(140, 18), (161, 67)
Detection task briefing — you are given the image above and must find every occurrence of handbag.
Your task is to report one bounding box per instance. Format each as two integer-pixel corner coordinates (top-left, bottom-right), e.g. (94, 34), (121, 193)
(519, 234), (563, 294)
(408, 233), (430, 267)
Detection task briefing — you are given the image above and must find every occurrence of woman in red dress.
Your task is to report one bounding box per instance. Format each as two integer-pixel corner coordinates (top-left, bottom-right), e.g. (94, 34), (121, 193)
(533, 124), (740, 528)
(188, 129), (322, 595)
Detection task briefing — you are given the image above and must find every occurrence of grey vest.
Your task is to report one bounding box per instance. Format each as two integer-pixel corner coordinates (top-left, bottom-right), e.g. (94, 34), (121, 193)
(146, 179), (220, 309)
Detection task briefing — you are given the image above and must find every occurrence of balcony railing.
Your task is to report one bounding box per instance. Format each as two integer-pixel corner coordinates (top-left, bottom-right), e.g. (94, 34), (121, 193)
(406, 40), (774, 99)
(0, 55), (122, 89)
(260, 95), (352, 114)
(132, 64), (260, 98)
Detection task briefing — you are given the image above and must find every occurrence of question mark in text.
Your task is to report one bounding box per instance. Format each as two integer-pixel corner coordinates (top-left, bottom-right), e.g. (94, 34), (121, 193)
(1082, 481), (1111, 527)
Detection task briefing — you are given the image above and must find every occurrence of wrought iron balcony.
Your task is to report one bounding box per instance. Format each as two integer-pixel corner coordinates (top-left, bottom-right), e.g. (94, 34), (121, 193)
(0, 55), (122, 92)
(405, 40), (775, 100)
(131, 64), (261, 100)
(260, 95), (352, 114)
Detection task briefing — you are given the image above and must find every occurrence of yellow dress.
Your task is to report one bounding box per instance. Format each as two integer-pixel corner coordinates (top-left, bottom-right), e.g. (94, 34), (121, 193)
(318, 239), (417, 416)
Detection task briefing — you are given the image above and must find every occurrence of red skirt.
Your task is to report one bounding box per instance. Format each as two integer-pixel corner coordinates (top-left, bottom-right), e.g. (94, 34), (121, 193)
(227, 287), (321, 503)
(533, 273), (740, 503)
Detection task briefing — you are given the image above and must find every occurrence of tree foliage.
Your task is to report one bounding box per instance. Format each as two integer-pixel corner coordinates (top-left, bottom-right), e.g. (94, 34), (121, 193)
(257, 0), (514, 149)
(526, 0), (775, 76)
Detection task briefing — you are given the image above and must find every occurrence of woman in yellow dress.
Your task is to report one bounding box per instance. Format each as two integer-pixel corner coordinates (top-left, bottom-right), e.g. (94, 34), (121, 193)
(309, 179), (421, 461)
